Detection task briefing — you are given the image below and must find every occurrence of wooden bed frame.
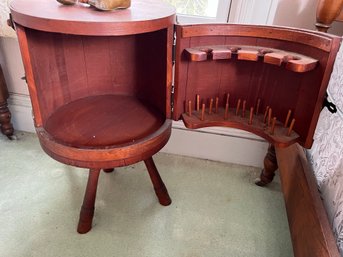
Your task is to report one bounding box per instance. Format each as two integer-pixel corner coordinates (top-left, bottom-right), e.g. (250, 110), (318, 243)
(278, 1), (343, 256)
(275, 144), (340, 257)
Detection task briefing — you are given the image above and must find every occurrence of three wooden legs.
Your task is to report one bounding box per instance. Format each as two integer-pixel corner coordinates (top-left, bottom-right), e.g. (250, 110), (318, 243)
(77, 157), (171, 234)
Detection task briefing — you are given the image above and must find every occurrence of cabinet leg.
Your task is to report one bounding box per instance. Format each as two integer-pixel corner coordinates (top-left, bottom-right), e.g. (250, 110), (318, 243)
(255, 144), (278, 187)
(144, 157), (172, 206)
(103, 168), (114, 173)
(77, 168), (101, 234)
(0, 100), (14, 138)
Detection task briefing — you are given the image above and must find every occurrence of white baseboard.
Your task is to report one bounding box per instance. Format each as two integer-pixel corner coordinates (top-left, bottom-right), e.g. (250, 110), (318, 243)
(161, 121), (267, 168)
(7, 93), (267, 168)
(8, 93), (35, 133)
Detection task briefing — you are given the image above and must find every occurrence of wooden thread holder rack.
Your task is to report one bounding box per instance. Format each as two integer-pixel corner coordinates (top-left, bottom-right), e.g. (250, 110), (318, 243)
(184, 45), (318, 73)
(178, 42), (321, 148)
(182, 94), (298, 148)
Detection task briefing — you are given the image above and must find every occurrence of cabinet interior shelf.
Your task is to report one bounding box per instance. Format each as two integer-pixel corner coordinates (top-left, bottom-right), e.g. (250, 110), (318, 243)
(184, 45), (318, 73)
(44, 94), (165, 148)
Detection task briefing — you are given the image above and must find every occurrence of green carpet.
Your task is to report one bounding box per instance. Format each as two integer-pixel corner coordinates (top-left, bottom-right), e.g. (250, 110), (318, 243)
(0, 132), (293, 257)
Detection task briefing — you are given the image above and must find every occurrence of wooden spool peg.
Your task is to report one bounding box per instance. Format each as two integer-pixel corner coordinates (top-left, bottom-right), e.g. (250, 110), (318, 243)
(215, 97), (219, 113)
(263, 106), (270, 123)
(224, 103), (229, 120)
(225, 93), (230, 106)
(209, 98), (214, 114)
(271, 117), (276, 135)
(201, 103), (205, 121)
(249, 107), (254, 125)
(188, 100), (192, 117)
(284, 109), (292, 127)
(242, 100), (247, 118)
(236, 99), (241, 116)
(256, 98), (261, 115)
(196, 94), (200, 112)
(287, 118), (296, 136)
(268, 108), (272, 127)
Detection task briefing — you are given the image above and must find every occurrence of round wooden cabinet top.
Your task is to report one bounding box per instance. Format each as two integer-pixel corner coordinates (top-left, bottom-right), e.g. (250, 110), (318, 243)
(10, 0), (176, 35)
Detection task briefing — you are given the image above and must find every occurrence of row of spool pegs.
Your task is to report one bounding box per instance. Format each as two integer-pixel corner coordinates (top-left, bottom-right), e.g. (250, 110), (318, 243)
(185, 93), (296, 137)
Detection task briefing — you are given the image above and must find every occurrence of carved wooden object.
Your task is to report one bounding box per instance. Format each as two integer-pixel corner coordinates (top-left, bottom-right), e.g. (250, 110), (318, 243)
(57, 0), (131, 11)
(316, 0), (343, 32)
(185, 45), (318, 73)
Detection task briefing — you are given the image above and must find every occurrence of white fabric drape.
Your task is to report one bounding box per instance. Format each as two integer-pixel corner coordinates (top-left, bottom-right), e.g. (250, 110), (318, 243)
(308, 41), (343, 256)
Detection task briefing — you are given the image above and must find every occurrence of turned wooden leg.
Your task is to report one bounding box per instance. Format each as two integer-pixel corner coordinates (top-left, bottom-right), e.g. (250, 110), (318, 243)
(255, 144), (278, 187)
(0, 66), (14, 139)
(144, 157), (172, 206)
(77, 168), (101, 234)
(103, 168), (114, 173)
(0, 100), (14, 138)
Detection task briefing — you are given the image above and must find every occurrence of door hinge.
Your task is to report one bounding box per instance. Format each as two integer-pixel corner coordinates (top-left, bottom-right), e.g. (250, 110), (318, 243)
(172, 28), (176, 64)
(170, 29), (177, 114)
(171, 84), (175, 112)
(7, 14), (15, 30)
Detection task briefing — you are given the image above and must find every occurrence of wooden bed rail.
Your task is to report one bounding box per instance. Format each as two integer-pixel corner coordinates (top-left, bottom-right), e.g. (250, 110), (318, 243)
(276, 144), (340, 257)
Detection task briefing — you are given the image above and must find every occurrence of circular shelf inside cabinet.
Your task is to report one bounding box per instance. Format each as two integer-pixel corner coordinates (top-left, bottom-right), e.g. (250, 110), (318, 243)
(37, 95), (172, 168)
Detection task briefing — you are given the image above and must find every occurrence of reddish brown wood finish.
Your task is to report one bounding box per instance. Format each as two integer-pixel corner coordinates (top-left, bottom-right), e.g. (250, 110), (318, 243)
(174, 24), (341, 149)
(0, 65), (14, 138)
(11, 0), (175, 233)
(184, 45), (318, 73)
(276, 144), (340, 257)
(144, 157), (172, 206)
(182, 105), (299, 148)
(10, 0), (175, 36)
(77, 168), (101, 234)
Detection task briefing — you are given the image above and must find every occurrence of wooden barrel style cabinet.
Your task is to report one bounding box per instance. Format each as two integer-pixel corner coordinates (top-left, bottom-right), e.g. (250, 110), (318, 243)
(10, 0), (342, 253)
(10, 0), (175, 234)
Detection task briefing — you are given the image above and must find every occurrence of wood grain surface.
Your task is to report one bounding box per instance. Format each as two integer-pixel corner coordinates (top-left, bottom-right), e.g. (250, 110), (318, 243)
(10, 0), (175, 35)
(276, 144), (340, 257)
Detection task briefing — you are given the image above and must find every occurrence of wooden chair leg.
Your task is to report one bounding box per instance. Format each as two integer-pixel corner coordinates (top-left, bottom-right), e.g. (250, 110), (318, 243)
(77, 168), (101, 234)
(144, 157), (172, 206)
(255, 144), (278, 187)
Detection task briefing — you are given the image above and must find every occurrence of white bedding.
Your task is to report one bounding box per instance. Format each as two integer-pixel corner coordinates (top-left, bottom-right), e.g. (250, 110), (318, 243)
(308, 41), (343, 256)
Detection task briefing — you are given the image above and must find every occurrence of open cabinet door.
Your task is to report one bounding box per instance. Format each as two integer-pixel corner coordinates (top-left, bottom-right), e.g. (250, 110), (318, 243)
(173, 24), (341, 149)
(173, 23), (342, 257)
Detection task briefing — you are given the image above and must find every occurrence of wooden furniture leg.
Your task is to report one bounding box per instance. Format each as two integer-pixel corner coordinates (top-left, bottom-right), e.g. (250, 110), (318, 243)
(255, 144), (278, 186)
(0, 65), (14, 138)
(144, 157), (172, 206)
(77, 168), (101, 234)
(103, 168), (114, 173)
